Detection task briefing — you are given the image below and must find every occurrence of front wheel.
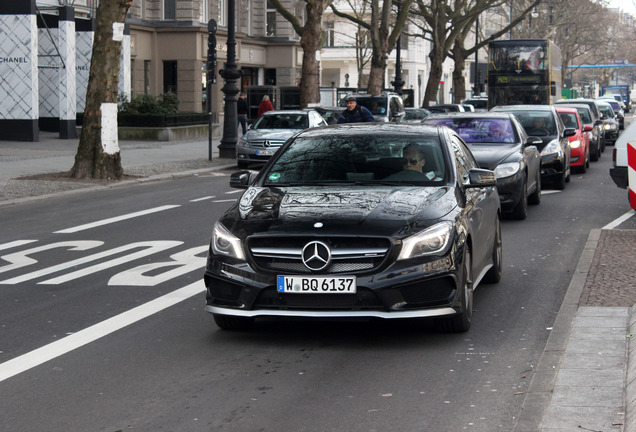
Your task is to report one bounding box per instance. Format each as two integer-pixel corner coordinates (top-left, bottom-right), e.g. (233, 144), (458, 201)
(484, 216), (502, 284)
(528, 173), (541, 205)
(436, 248), (473, 333)
(554, 170), (566, 190)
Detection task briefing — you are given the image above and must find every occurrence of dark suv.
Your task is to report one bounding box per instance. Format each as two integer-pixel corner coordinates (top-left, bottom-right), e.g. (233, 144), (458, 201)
(491, 105), (574, 189)
(555, 98), (605, 154)
(339, 92), (405, 122)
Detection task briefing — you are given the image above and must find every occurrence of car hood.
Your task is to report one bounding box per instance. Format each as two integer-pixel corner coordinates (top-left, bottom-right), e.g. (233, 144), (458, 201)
(245, 129), (301, 141)
(221, 185), (457, 239)
(466, 143), (522, 169)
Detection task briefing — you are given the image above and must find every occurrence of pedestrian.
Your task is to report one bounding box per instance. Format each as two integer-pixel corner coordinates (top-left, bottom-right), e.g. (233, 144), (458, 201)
(257, 95), (274, 117)
(337, 96), (374, 123)
(237, 92), (248, 135)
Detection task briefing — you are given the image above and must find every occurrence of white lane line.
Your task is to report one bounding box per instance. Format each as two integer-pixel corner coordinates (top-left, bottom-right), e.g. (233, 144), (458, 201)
(603, 209), (636, 230)
(211, 199), (237, 203)
(190, 196), (215, 202)
(0, 280), (205, 383)
(54, 205), (181, 234)
(226, 190), (243, 194)
(0, 240), (38, 251)
(541, 190), (561, 195)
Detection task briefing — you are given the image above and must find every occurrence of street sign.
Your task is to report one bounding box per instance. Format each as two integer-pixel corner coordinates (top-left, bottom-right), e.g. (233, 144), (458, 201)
(614, 59), (629, 65)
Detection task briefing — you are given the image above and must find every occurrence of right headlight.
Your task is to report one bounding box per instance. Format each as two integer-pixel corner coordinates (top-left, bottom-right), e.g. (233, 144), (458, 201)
(398, 221), (453, 260)
(540, 139), (562, 157)
(211, 221), (245, 260)
(494, 162), (520, 179)
(237, 137), (250, 147)
(569, 139), (581, 149)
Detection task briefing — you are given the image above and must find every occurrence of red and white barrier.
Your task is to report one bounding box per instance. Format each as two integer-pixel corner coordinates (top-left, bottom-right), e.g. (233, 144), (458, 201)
(629, 140), (636, 209)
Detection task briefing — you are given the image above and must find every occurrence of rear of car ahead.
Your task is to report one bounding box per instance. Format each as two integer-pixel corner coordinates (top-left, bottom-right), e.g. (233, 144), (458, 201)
(555, 107), (589, 173)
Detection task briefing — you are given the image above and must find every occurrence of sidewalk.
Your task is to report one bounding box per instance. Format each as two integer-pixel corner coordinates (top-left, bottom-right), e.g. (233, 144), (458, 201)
(1, 132), (636, 431)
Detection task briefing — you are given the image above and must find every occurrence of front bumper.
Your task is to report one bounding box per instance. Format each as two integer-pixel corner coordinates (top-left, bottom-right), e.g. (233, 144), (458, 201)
(204, 247), (465, 320)
(540, 153), (565, 181)
(496, 173), (525, 212)
(236, 146), (280, 164)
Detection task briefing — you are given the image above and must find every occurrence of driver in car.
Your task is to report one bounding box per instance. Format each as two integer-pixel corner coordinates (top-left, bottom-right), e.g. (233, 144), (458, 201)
(385, 144), (442, 181)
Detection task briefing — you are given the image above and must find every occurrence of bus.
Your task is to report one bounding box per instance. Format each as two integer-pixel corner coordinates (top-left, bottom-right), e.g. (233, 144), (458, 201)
(487, 39), (562, 109)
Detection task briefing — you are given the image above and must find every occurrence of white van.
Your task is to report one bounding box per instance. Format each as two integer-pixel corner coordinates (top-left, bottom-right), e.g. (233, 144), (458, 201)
(610, 119), (635, 200)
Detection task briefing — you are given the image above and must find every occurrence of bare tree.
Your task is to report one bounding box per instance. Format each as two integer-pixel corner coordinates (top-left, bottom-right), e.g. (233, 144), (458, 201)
(330, 0), (414, 94)
(70, 0), (132, 180)
(269, 0), (333, 108)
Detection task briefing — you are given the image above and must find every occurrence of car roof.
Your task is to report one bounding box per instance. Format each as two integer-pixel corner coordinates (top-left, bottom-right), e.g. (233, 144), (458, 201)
(554, 106), (578, 113)
(425, 112), (515, 120)
(492, 104), (554, 111)
(553, 103), (591, 111)
(262, 110), (311, 116)
(297, 122), (443, 138)
(556, 98), (598, 104)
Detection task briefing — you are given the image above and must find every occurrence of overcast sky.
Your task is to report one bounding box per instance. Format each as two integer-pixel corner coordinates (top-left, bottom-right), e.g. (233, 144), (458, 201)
(607, 0), (636, 15)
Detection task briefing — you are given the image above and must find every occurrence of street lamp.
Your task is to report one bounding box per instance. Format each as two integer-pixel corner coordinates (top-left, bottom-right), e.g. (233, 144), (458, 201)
(391, 4), (404, 95)
(218, 0), (243, 159)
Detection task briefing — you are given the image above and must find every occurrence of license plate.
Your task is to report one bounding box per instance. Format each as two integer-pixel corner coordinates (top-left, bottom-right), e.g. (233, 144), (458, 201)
(277, 275), (357, 294)
(256, 149), (276, 156)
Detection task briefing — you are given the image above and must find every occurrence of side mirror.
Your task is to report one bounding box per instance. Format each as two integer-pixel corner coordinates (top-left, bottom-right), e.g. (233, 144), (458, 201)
(563, 128), (576, 138)
(526, 136), (543, 146)
(583, 125), (593, 132)
(467, 168), (497, 188)
(230, 170), (252, 189)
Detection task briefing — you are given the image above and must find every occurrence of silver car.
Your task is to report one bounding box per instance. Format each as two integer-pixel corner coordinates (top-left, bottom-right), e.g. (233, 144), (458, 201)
(236, 110), (327, 168)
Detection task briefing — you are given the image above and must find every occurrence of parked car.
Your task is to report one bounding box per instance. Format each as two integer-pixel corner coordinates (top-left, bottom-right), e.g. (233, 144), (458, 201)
(491, 105), (574, 189)
(555, 98), (606, 153)
(423, 112), (541, 219)
(555, 106), (591, 173)
(205, 123), (502, 333)
(609, 118), (636, 203)
(429, 104), (466, 112)
(236, 109), (327, 168)
(338, 92), (405, 122)
(402, 107), (432, 123)
(553, 103), (602, 162)
(461, 104), (476, 112)
(596, 101), (620, 145)
(461, 97), (488, 112)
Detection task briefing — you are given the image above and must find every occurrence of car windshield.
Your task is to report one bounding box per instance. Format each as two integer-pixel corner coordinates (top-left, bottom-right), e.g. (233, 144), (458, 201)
(263, 134), (447, 185)
(558, 112), (578, 129)
(253, 114), (308, 130)
(576, 108), (592, 124)
(599, 106), (614, 118)
(512, 111), (557, 136)
(426, 118), (516, 144)
(606, 101), (621, 112)
(404, 109), (431, 121)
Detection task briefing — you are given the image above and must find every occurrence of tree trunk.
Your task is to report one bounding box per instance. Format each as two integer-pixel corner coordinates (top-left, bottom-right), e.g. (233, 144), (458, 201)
(452, 41), (467, 103)
(299, 1), (325, 108)
(423, 48), (445, 107)
(367, 51), (387, 94)
(70, 0), (129, 180)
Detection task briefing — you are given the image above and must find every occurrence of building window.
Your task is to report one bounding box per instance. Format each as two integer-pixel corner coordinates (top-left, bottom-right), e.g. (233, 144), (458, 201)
(144, 60), (151, 94)
(266, 0), (276, 37)
(218, 0), (226, 26)
(246, 0), (252, 36)
(164, 0), (176, 20)
(163, 60), (178, 94)
(200, 0), (208, 23)
(323, 21), (334, 47)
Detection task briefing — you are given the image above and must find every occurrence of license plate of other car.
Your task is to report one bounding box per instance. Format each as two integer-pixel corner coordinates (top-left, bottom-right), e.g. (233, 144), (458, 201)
(277, 276), (357, 294)
(256, 149), (276, 156)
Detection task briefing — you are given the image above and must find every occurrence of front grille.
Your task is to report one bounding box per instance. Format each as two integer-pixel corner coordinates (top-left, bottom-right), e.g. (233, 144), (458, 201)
(250, 140), (286, 148)
(248, 236), (392, 274)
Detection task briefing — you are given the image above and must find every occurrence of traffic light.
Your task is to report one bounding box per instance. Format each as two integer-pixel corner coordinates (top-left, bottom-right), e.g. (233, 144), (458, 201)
(207, 19), (217, 84)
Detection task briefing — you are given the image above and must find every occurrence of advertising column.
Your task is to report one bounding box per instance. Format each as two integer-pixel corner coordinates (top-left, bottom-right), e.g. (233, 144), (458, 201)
(58, 6), (76, 139)
(75, 17), (93, 114)
(0, 0), (39, 141)
(37, 12), (60, 132)
(118, 23), (131, 101)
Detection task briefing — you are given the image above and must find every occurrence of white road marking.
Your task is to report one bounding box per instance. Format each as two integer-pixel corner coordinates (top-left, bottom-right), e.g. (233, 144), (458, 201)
(0, 280), (206, 383)
(211, 199), (237, 203)
(190, 196), (215, 202)
(54, 205), (181, 234)
(0, 240), (38, 251)
(226, 190), (243, 194)
(541, 190), (561, 195)
(0, 241), (103, 275)
(603, 209), (636, 230)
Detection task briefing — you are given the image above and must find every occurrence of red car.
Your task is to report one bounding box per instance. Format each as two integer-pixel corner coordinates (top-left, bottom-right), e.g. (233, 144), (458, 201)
(555, 107), (591, 173)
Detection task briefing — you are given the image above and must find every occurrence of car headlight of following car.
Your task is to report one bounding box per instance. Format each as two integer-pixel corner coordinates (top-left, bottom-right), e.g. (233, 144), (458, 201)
(569, 139), (581, 149)
(237, 137), (250, 147)
(494, 162), (520, 179)
(398, 221), (453, 260)
(604, 123), (617, 131)
(211, 221), (245, 260)
(540, 139), (562, 157)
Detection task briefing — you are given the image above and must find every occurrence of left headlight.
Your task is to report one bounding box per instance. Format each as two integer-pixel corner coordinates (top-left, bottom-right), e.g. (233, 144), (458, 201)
(398, 221), (453, 260)
(569, 139), (581, 149)
(604, 123), (617, 131)
(540, 139), (562, 157)
(494, 162), (520, 179)
(211, 221), (245, 260)
(237, 137), (250, 147)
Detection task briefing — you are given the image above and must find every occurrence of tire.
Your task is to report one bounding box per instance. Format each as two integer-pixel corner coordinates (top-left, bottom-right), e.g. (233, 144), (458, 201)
(484, 216), (502, 284)
(554, 170), (566, 190)
(213, 314), (255, 330)
(528, 172), (541, 205)
(436, 248), (473, 333)
(585, 147), (590, 169)
(591, 142), (599, 162)
(237, 161), (249, 169)
(510, 178), (528, 220)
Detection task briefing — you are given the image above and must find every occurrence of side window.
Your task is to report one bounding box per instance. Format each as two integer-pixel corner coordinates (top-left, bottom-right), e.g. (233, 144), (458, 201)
(450, 134), (476, 183)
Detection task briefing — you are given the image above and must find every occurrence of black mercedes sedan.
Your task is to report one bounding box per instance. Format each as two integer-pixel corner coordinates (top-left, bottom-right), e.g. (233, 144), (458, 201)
(423, 112), (542, 220)
(491, 105), (575, 189)
(204, 124), (502, 333)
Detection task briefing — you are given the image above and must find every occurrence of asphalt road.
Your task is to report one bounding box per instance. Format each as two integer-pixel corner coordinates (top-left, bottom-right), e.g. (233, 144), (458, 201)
(0, 130), (633, 431)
